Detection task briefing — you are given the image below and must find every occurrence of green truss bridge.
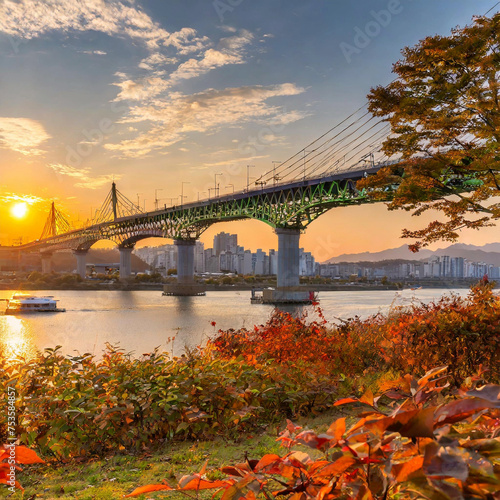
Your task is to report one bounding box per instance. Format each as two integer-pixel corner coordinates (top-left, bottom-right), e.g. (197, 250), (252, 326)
(14, 106), (479, 302)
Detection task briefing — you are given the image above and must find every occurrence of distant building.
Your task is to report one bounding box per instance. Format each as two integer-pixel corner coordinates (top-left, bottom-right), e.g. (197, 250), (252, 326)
(213, 232), (238, 256)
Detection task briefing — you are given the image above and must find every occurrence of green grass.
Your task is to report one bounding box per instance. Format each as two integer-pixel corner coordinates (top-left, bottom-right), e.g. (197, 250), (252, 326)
(1, 408), (350, 499)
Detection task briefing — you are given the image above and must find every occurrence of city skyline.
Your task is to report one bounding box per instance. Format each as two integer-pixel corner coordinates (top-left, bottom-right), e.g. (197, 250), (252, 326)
(1, 1), (499, 256)
(135, 230), (500, 281)
(134, 230), (317, 277)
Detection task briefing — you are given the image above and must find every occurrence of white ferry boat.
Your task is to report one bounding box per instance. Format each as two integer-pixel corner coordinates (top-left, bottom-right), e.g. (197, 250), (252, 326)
(4, 295), (66, 314)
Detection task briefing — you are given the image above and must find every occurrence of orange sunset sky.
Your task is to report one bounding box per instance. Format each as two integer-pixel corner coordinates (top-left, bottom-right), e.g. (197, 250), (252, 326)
(1, 0), (500, 259)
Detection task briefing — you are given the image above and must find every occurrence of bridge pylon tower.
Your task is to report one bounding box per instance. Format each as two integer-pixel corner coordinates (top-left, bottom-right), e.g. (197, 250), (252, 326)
(94, 182), (141, 224)
(40, 202), (70, 240)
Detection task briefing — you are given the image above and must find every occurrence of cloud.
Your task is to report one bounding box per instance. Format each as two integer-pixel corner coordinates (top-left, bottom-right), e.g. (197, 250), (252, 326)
(47, 163), (121, 189)
(168, 48), (243, 84)
(0, 117), (51, 155)
(168, 31), (254, 84)
(79, 49), (107, 55)
(138, 53), (178, 70)
(113, 75), (170, 101)
(0, 192), (46, 205)
(104, 83), (307, 157)
(113, 29), (255, 102)
(202, 155), (270, 168)
(0, 0), (208, 53)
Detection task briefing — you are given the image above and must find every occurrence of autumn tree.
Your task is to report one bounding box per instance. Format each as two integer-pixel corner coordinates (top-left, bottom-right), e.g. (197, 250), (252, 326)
(358, 13), (500, 251)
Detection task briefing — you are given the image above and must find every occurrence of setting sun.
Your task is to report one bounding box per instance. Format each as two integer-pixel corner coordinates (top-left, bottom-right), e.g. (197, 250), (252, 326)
(11, 202), (28, 219)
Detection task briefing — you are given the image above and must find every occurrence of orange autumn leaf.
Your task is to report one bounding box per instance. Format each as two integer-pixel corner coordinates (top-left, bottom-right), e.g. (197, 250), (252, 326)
(326, 417), (346, 441)
(178, 475), (233, 491)
(417, 366), (448, 388)
(255, 454), (282, 472)
(391, 456), (424, 482)
(0, 478), (23, 491)
(124, 483), (172, 497)
(221, 465), (248, 478)
(359, 388), (374, 407)
(220, 474), (260, 500)
(434, 398), (495, 427)
(364, 408), (435, 439)
(333, 397), (359, 406)
(6, 446), (45, 465)
(354, 484), (373, 500)
(311, 456), (357, 479)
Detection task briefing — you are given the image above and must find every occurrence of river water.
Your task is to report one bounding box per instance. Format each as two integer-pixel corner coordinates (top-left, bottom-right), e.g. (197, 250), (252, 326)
(0, 289), (470, 360)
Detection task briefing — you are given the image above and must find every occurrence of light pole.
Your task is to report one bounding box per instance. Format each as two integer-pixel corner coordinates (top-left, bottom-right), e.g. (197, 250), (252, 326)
(303, 150), (315, 181)
(246, 165), (255, 192)
(143, 199), (147, 211)
(136, 193), (142, 211)
(215, 173), (223, 197)
(154, 189), (163, 210)
(208, 188), (215, 200)
(180, 182), (190, 208)
(272, 161), (281, 185)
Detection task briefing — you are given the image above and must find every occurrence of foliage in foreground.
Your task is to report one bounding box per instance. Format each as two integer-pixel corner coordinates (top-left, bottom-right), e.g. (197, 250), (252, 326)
(210, 282), (500, 385)
(0, 345), (335, 459)
(0, 283), (499, 461)
(127, 367), (500, 499)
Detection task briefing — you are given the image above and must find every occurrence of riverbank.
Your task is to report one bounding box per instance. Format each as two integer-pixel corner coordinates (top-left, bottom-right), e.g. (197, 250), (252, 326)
(1, 275), (490, 292)
(0, 281), (400, 292)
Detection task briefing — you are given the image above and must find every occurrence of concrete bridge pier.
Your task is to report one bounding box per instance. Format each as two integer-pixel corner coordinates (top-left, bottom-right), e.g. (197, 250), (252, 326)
(163, 240), (206, 296)
(176, 239), (195, 284)
(264, 228), (311, 304)
(73, 249), (88, 279)
(119, 247), (134, 279)
(41, 252), (53, 274)
(276, 228), (301, 288)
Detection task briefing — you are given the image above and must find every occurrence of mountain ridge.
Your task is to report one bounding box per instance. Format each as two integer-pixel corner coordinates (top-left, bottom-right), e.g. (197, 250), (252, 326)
(324, 243), (500, 266)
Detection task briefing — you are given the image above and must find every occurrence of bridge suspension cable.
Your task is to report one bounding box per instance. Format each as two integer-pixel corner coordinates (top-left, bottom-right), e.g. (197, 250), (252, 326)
(40, 202), (71, 240)
(255, 102), (399, 187)
(93, 181), (142, 224)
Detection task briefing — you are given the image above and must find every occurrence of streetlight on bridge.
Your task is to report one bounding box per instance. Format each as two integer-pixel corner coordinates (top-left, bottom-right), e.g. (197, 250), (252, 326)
(246, 165), (255, 193)
(214, 173), (223, 197)
(154, 189), (163, 210)
(180, 182), (190, 209)
(272, 160), (282, 185)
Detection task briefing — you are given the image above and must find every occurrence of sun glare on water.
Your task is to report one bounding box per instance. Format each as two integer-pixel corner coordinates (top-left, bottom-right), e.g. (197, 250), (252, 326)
(0, 316), (37, 361)
(11, 202), (28, 219)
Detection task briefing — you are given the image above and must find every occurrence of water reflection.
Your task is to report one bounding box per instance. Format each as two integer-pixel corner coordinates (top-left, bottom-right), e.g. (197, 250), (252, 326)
(0, 289), (468, 358)
(0, 316), (37, 360)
